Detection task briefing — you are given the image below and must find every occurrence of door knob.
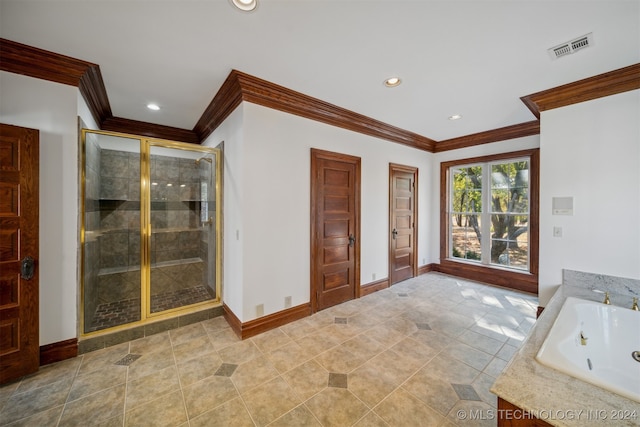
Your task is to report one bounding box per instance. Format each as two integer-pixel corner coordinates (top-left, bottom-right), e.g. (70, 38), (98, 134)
(392, 229), (398, 239)
(20, 256), (35, 280)
(348, 234), (356, 247)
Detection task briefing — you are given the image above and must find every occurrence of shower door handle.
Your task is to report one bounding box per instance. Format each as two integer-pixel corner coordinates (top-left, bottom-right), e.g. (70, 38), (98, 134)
(20, 256), (35, 280)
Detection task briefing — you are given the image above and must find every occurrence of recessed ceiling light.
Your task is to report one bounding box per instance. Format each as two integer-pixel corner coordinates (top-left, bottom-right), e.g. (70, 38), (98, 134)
(147, 103), (160, 111)
(448, 114), (463, 120)
(384, 77), (402, 88)
(230, 0), (257, 11)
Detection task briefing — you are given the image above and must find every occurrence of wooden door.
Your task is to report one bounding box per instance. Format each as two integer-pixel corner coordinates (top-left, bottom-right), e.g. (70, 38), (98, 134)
(389, 164), (417, 285)
(0, 123), (39, 384)
(311, 149), (360, 312)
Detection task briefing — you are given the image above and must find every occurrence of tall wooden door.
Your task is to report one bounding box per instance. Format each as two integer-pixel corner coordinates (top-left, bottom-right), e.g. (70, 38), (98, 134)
(0, 123), (39, 384)
(389, 164), (417, 285)
(311, 149), (360, 312)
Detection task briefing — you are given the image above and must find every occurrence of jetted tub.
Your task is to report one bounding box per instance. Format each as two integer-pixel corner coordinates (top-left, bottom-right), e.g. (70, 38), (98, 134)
(536, 296), (640, 403)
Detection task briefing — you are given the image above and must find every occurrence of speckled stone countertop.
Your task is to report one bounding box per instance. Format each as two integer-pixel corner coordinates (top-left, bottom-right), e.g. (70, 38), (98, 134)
(491, 270), (640, 426)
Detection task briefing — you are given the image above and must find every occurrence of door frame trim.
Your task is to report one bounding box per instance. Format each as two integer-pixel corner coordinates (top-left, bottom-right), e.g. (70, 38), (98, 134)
(310, 148), (361, 313)
(388, 163), (418, 286)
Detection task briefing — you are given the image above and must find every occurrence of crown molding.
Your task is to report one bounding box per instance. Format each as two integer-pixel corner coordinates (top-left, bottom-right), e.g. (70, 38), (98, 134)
(435, 120), (540, 153)
(102, 117), (200, 144)
(0, 38), (113, 125)
(196, 70), (436, 151)
(521, 63), (640, 118)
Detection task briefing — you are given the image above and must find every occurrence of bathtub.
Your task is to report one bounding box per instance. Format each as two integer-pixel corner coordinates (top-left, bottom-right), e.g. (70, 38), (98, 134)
(536, 296), (640, 403)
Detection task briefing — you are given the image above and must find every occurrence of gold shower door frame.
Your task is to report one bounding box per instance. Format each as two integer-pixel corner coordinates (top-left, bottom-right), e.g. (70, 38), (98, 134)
(79, 129), (223, 338)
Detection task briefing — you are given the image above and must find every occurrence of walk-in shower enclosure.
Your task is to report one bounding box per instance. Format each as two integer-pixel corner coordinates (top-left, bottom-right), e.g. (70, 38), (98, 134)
(80, 129), (222, 336)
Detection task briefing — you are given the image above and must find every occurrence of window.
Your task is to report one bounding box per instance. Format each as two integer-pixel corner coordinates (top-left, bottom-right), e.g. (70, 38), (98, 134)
(440, 149), (539, 293)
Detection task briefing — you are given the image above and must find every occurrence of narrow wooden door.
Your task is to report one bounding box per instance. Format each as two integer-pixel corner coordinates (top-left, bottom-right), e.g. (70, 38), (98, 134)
(389, 164), (417, 285)
(0, 123), (40, 384)
(311, 149), (360, 312)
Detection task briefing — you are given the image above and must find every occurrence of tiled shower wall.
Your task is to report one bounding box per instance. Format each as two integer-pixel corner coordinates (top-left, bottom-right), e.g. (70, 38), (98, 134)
(83, 146), (216, 332)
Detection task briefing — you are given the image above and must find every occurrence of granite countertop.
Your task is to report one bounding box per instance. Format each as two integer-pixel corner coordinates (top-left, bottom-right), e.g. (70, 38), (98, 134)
(491, 273), (640, 426)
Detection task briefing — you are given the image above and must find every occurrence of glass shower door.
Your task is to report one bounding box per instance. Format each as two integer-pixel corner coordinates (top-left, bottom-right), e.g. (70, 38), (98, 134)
(147, 144), (218, 315)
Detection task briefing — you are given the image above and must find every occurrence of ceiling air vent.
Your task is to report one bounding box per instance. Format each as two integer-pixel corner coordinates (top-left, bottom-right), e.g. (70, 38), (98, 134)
(548, 33), (593, 60)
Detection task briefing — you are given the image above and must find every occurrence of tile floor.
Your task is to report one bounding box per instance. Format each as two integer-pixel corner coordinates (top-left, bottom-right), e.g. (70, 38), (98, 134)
(0, 273), (538, 427)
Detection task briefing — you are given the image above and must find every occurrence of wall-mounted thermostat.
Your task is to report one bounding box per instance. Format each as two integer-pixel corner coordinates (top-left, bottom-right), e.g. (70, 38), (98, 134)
(552, 197), (574, 215)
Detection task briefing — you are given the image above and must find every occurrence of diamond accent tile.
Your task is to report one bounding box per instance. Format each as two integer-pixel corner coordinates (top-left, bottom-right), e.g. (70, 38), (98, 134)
(416, 322), (432, 330)
(334, 317), (348, 324)
(114, 353), (142, 366)
(215, 363), (238, 377)
(451, 383), (482, 401)
(328, 373), (348, 388)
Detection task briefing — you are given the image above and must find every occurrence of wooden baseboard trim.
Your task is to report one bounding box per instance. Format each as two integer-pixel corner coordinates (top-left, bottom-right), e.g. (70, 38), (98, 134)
(536, 306), (545, 318)
(361, 278), (389, 296)
(223, 302), (312, 340)
(418, 264), (436, 276)
(432, 262), (538, 294)
(40, 338), (78, 366)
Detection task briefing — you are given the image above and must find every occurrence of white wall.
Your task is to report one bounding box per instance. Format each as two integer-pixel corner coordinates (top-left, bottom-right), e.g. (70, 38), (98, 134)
(0, 71), (80, 345)
(539, 89), (640, 305)
(203, 106), (246, 320)
(428, 135), (541, 265)
(209, 102), (433, 322)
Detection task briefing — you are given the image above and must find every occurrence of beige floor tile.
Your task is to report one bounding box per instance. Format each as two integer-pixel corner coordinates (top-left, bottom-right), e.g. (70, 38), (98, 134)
(125, 366), (180, 411)
(374, 388), (444, 427)
(268, 404), (322, 427)
(201, 316), (231, 334)
(127, 347), (176, 382)
(251, 328), (293, 353)
(77, 343), (130, 376)
(409, 329), (451, 352)
(281, 360), (329, 401)
(306, 387), (369, 427)
(482, 357), (508, 378)
(209, 327), (242, 350)
(182, 375), (238, 419)
(314, 345), (365, 374)
(217, 340), (263, 365)
(295, 331), (341, 357)
(363, 324), (405, 348)
(67, 364), (127, 402)
(472, 372), (498, 408)
(402, 369), (468, 416)
(347, 309), (383, 330)
(455, 329), (504, 355)
(242, 377), (301, 427)
(16, 358), (82, 393)
(176, 351), (224, 387)
(183, 375), (239, 418)
(0, 379), (72, 425)
(231, 355), (279, 394)
(265, 341), (313, 374)
(442, 342), (493, 371)
(279, 318), (319, 341)
(0, 380), (21, 404)
(59, 384), (125, 426)
(169, 322), (207, 346)
(496, 343), (518, 361)
(390, 337), (438, 366)
(3, 404), (64, 427)
(382, 316), (419, 336)
(172, 334), (216, 365)
(320, 323), (363, 343)
(419, 354), (481, 384)
(125, 390), (187, 427)
(340, 334), (387, 362)
(353, 410), (390, 427)
(129, 331), (171, 354)
(189, 397), (254, 427)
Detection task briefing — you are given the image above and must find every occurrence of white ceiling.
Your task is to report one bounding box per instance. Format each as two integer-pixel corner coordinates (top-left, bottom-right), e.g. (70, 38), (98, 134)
(1, 0), (638, 142)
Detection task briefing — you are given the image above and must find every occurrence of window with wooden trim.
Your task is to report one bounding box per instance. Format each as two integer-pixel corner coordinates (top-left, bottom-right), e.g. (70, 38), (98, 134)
(440, 149), (539, 293)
